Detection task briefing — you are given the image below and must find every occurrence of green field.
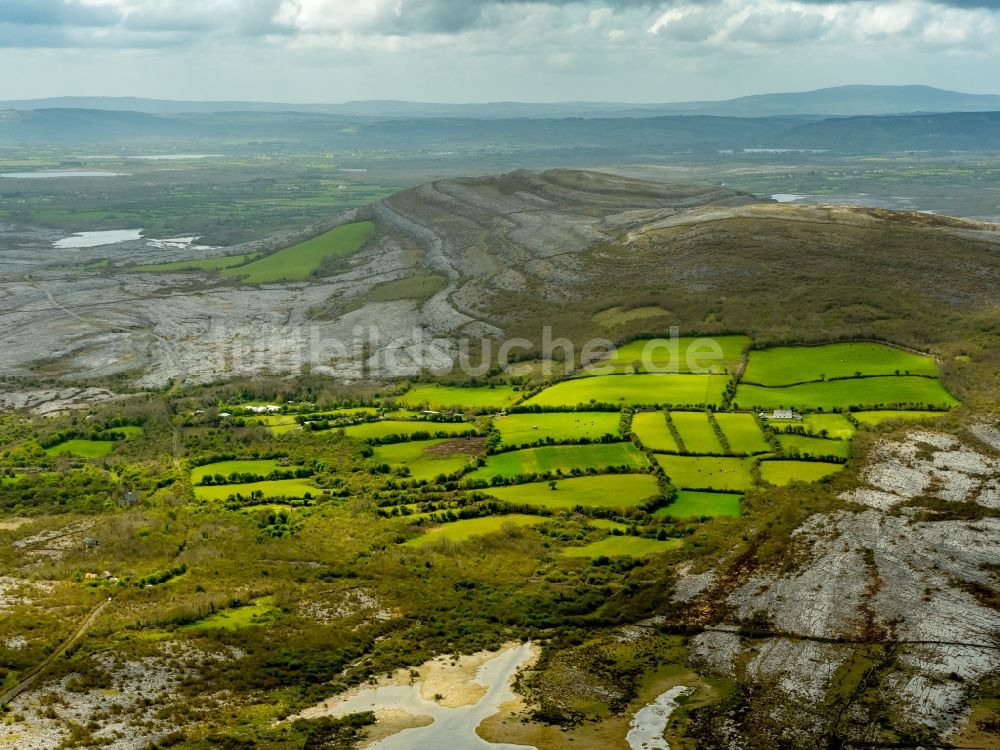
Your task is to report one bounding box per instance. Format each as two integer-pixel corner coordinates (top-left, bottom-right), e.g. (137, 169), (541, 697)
(561, 535), (682, 558)
(670, 412), (725, 454)
(759, 461), (844, 486)
(742, 342), (939, 385)
(853, 410), (949, 426)
(405, 514), (547, 547)
(735, 376), (958, 411)
(182, 598), (280, 631)
(713, 413), (771, 454)
(221, 221), (374, 283)
(591, 334), (749, 375)
(777, 434), (850, 459)
(467, 443), (648, 482)
(654, 490), (742, 519)
(485, 474), (661, 510)
(494, 412), (620, 448)
(525, 374), (726, 408)
(44, 439), (115, 458)
(373, 439), (479, 481)
(191, 460), (302, 484)
(257, 415), (302, 435)
(116, 426), (144, 439)
(780, 413), (856, 439)
(630, 411), (679, 452)
(394, 384), (522, 411)
(132, 253), (255, 273)
(193, 479), (319, 501)
(341, 420), (478, 441)
(654, 455), (754, 491)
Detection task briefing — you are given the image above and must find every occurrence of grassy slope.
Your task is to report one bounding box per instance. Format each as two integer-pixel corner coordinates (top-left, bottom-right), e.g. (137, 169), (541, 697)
(467, 443), (648, 481)
(714, 413), (771, 454)
(592, 334), (749, 374)
(776, 434), (850, 459)
(394, 384), (521, 410)
(655, 490), (742, 519)
(526, 374), (726, 408)
(404, 514), (547, 547)
(742, 342), (939, 385)
(192, 478), (318, 500)
(759, 460), (845, 485)
(373, 439), (477, 480)
(221, 221), (374, 283)
(670, 412), (725, 454)
(735, 376), (958, 410)
(654, 455), (755, 492)
(191, 459), (298, 483)
(485, 474), (661, 510)
(494, 412), (620, 447)
(631, 411), (679, 452)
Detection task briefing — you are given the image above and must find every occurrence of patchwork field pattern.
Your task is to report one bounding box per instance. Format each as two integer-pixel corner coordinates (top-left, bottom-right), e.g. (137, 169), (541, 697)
(670, 411), (725, 454)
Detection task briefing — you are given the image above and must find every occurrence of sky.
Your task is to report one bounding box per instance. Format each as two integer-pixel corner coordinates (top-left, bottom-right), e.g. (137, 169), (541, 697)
(0, 0), (999, 102)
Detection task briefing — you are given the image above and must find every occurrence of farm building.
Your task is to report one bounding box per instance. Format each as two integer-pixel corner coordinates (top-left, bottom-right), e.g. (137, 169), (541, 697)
(760, 409), (802, 420)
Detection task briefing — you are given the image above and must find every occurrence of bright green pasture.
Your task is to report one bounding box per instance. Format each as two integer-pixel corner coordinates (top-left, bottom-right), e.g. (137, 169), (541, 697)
(467, 443), (648, 482)
(394, 384), (521, 411)
(742, 343), (939, 386)
(132, 253), (254, 273)
(714, 413), (770, 454)
(784, 413), (856, 439)
(562, 535), (682, 558)
(256, 415), (302, 435)
(191, 460), (300, 484)
(735, 376), (958, 411)
(591, 335), (749, 375)
(777, 434), (850, 459)
(670, 412), (724, 454)
(525, 374), (726, 408)
(193, 479), (318, 501)
(116, 426), (143, 439)
(45, 439), (115, 458)
(342, 420), (478, 441)
(654, 455), (754, 491)
(853, 410), (949, 426)
(631, 411), (678, 452)
(405, 514), (547, 547)
(486, 474), (661, 510)
(655, 490), (742, 519)
(222, 221), (374, 283)
(494, 412), (620, 448)
(373, 439), (479, 481)
(759, 461), (844, 486)
(181, 598), (279, 631)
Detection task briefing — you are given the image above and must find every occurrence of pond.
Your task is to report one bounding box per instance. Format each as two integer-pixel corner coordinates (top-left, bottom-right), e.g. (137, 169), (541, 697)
(1, 170), (127, 179)
(53, 229), (143, 249)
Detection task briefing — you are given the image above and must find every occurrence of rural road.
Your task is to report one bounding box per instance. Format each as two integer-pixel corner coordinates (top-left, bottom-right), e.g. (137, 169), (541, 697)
(0, 598), (111, 707)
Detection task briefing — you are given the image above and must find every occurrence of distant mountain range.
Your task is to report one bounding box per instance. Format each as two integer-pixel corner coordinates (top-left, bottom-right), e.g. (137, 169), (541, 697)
(3, 107), (1000, 153)
(3, 85), (1000, 119)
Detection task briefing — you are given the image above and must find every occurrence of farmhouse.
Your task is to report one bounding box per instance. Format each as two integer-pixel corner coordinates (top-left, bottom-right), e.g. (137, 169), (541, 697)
(760, 409), (801, 420)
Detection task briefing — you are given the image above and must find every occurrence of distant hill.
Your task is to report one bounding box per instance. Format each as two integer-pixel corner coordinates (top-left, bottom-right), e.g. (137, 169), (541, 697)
(3, 107), (1000, 153)
(3, 85), (1000, 119)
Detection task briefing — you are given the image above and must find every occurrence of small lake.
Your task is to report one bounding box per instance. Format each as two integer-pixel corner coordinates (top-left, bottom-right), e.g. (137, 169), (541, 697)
(1, 170), (127, 179)
(771, 193), (807, 203)
(129, 154), (222, 160)
(54, 229), (143, 249)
